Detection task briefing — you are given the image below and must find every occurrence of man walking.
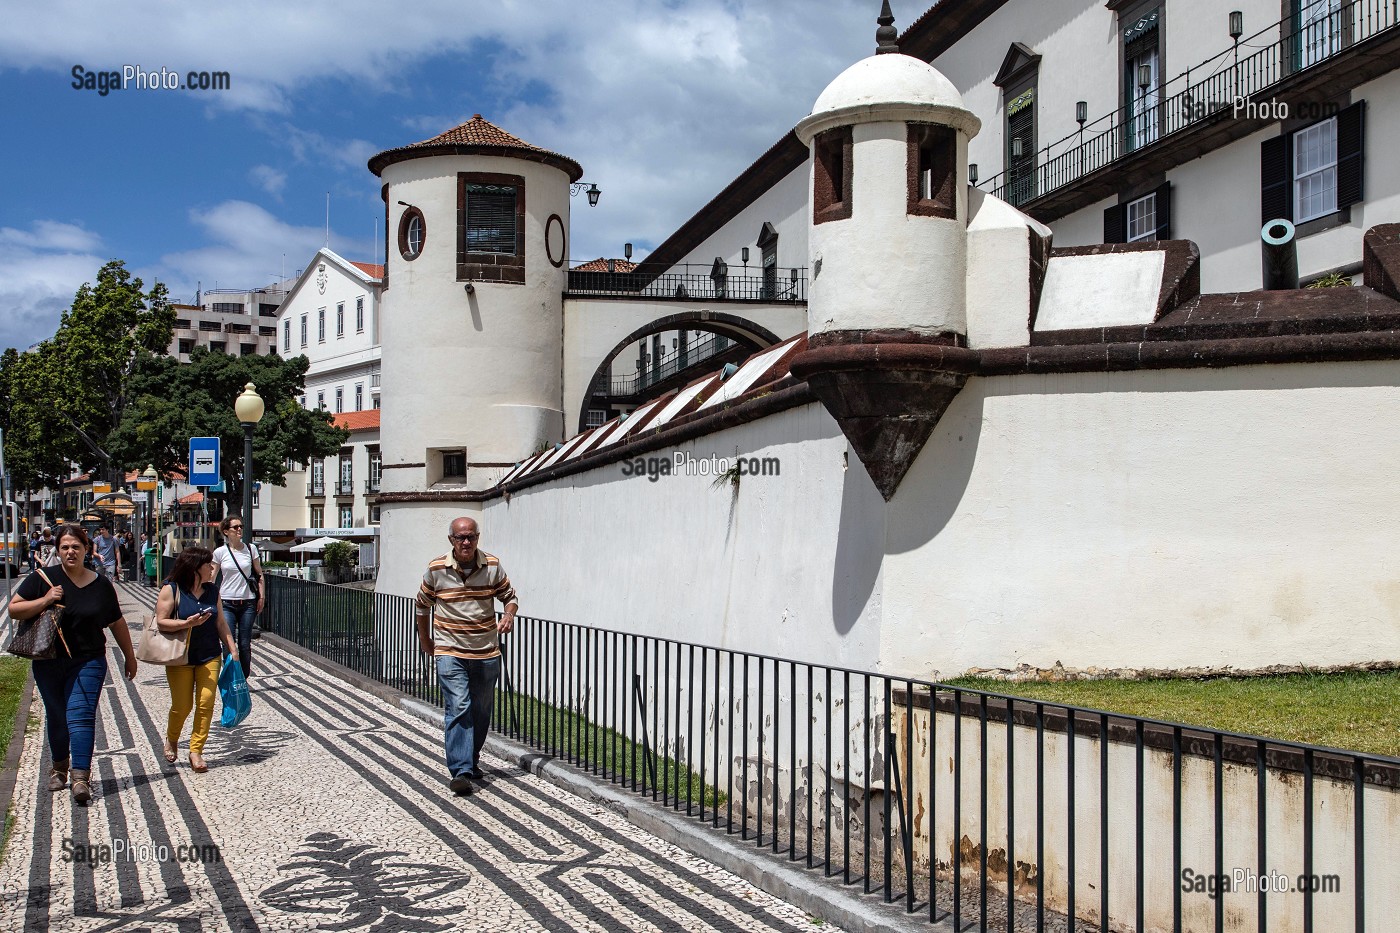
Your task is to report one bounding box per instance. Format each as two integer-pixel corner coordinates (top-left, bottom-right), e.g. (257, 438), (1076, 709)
(415, 516), (517, 795)
(92, 526), (120, 578)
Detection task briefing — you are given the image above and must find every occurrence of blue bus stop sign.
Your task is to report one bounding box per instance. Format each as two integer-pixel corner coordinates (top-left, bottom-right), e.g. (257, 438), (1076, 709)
(188, 437), (221, 486)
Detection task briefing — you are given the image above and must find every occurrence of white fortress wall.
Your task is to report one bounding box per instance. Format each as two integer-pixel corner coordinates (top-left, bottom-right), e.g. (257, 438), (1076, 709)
(481, 401), (888, 671)
(882, 359), (1400, 679)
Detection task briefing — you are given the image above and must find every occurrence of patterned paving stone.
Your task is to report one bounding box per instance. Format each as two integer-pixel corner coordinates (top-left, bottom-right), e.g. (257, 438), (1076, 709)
(0, 580), (843, 933)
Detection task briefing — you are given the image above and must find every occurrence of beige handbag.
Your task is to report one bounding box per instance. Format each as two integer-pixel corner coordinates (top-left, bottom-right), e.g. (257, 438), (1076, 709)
(136, 587), (192, 665)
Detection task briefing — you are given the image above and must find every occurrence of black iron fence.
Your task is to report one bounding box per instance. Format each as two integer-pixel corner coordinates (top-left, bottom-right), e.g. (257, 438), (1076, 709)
(596, 332), (739, 397)
(567, 262), (807, 302)
(264, 574), (1396, 932)
(979, 0), (1399, 207)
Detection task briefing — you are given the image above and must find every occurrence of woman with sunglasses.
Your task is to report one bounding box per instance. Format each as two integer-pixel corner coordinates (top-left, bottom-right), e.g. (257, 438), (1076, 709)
(156, 546), (236, 772)
(213, 515), (263, 677)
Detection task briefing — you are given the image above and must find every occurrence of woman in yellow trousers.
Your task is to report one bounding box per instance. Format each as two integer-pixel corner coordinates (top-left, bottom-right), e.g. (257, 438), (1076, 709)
(154, 546), (237, 772)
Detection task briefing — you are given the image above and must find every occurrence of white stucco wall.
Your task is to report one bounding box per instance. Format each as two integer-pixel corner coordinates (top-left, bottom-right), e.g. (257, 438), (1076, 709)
(882, 360), (1400, 678)
(474, 404), (889, 671)
(672, 161), (810, 278)
(406, 358), (1400, 679)
(561, 297), (807, 437)
(379, 153), (570, 487)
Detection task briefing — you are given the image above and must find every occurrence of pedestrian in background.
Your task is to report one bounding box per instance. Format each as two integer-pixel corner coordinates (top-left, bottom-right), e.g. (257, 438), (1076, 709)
(213, 515), (263, 677)
(38, 528), (58, 567)
(154, 546), (236, 773)
(91, 526), (120, 578)
(7, 524), (137, 804)
(415, 516), (517, 795)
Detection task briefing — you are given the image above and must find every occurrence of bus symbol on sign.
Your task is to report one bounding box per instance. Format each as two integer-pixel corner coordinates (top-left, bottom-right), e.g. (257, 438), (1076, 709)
(188, 437), (221, 486)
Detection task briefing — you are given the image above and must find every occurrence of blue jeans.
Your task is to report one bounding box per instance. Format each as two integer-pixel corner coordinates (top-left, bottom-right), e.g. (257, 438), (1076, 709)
(222, 600), (258, 677)
(32, 654), (109, 770)
(435, 656), (499, 777)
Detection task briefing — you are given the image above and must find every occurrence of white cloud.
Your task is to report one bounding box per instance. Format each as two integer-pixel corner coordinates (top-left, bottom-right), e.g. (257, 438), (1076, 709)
(0, 221), (107, 352)
(2, 0), (889, 337)
(155, 200), (340, 299)
(249, 165), (287, 198)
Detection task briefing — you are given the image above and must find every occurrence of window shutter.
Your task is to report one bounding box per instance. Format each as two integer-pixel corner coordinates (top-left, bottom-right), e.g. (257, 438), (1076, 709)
(1103, 202), (1125, 243)
(1153, 181), (1172, 240)
(1336, 100), (1365, 209)
(1260, 134), (1292, 224)
(466, 184), (518, 254)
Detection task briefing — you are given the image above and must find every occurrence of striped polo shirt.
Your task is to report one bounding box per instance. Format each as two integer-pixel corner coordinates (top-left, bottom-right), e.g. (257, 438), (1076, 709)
(416, 549), (518, 660)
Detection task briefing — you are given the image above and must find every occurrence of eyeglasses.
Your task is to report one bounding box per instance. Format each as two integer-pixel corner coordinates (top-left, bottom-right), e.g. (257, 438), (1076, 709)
(227, 524), (243, 531)
(449, 533), (480, 543)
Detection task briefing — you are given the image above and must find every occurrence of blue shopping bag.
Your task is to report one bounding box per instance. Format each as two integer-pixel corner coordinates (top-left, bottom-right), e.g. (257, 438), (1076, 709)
(218, 655), (252, 728)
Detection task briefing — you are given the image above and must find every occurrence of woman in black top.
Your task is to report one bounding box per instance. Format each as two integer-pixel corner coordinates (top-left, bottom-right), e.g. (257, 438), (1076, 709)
(154, 546), (236, 773)
(9, 524), (137, 804)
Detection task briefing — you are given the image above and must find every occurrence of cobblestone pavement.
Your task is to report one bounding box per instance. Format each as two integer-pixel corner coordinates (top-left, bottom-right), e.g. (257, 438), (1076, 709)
(0, 579), (841, 933)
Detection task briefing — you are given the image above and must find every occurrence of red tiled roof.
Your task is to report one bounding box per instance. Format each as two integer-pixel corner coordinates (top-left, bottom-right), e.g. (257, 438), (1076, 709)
(350, 262), (384, 280)
(571, 258), (638, 273)
(414, 115), (543, 151)
(176, 492), (204, 505)
(333, 410), (381, 432)
(369, 115), (583, 181)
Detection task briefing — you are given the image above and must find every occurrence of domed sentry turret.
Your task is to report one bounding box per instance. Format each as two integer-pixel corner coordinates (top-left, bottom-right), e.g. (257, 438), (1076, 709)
(790, 3), (982, 501)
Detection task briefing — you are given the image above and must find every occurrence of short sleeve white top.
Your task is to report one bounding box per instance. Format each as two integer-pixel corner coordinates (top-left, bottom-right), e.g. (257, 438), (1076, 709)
(213, 543), (260, 600)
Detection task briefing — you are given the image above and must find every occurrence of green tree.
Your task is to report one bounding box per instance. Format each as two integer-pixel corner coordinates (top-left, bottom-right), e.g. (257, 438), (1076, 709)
(0, 345), (76, 493)
(109, 347), (349, 512)
(26, 260), (174, 484)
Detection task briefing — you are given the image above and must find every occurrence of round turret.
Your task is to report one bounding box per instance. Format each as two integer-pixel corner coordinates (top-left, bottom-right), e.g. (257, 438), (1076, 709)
(795, 12), (980, 341)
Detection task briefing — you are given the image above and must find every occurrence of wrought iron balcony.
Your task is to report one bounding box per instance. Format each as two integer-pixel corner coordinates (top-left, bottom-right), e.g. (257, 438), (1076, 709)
(336, 479), (355, 497)
(977, 0), (1398, 214)
(306, 480), (325, 498)
(593, 332), (740, 398)
(567, 261), (806, 302)
(364, 477), (381, 495)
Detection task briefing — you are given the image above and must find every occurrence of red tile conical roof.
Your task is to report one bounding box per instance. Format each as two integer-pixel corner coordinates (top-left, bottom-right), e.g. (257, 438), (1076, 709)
(368, 115), (582, 181)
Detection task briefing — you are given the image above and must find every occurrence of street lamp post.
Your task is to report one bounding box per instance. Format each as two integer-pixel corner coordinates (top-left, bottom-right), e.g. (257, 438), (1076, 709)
(234, 383), (265, 538)
(142, 464), (158, 586)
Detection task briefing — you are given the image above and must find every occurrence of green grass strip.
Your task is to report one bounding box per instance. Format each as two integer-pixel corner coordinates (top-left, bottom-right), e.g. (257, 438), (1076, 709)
(948, 670), (1400, 757)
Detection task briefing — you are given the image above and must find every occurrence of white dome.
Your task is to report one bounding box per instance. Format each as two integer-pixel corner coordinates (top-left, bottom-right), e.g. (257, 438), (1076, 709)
(814, 53), (965, 114)
(796, 53), (980, 143)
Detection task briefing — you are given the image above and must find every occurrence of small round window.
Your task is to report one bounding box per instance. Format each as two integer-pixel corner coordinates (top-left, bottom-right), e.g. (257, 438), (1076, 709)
(398, 206), (426, 261)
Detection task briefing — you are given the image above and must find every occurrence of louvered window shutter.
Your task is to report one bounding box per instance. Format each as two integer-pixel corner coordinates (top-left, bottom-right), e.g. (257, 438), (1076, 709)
(1260, 135), (1292, 224)
(466, 184), (518, 254)
(1103, 202), (1125, 243)
(1336, 100), (1366, 209)
(1153, 181), (1172, 240)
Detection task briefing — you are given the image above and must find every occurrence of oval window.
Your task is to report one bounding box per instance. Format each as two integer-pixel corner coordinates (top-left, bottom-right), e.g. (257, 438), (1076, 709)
(398, 206), (426, 261)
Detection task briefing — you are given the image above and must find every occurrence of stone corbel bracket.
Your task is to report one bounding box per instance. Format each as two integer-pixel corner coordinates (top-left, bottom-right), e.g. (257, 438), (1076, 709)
(789, 332), (979, 500)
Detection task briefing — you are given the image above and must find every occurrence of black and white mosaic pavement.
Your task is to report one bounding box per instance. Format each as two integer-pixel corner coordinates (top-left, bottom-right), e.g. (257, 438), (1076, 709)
(0, 580), (839, 933)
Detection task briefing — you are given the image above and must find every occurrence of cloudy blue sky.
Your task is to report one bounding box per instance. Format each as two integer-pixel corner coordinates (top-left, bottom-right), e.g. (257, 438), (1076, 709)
(0, 0), (878, 352)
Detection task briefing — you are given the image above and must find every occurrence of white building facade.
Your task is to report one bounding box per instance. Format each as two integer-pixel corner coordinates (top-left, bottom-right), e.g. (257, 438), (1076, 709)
(255, 249), (383, 561)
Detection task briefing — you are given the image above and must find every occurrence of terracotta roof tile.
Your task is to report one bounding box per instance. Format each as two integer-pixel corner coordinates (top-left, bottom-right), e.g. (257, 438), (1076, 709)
(570, 258), (637, 273)
(412, 115), (542, 151)
(333, 410), (381, 432)
(350, 262), (384, 280)
(369, 115), (583, 182)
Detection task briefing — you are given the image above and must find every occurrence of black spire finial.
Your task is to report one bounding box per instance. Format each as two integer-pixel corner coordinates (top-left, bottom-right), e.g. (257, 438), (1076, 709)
(876, 0), (900, 54)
